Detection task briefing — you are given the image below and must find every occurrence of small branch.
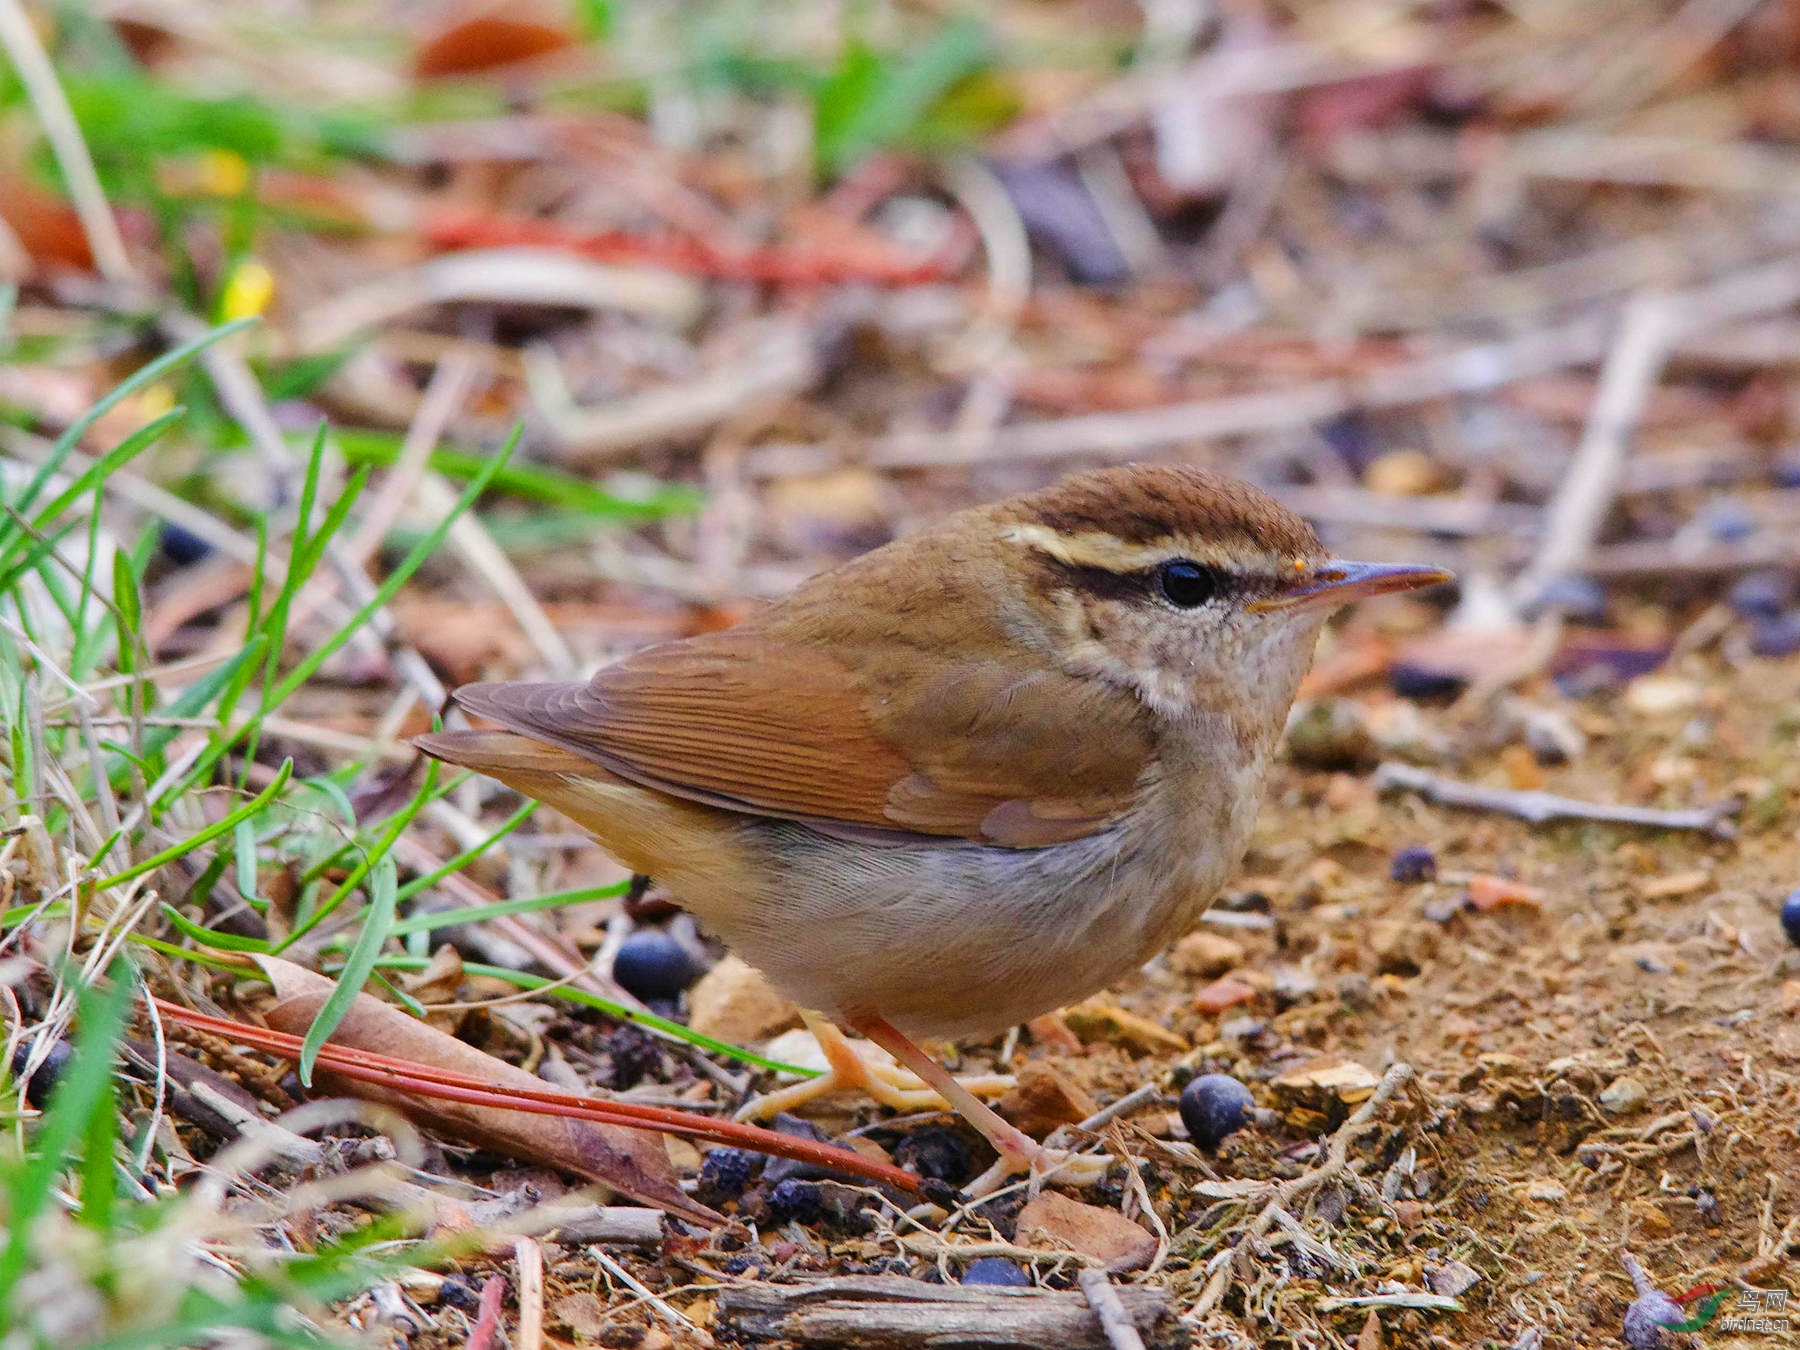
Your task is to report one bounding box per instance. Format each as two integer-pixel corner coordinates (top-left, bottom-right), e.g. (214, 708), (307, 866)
(716, 1276), (1187, 1350)
(1511, 292), (1680, 608)
(1373, 762), (1737, 838)
(1077, 1270), (1149, 1350)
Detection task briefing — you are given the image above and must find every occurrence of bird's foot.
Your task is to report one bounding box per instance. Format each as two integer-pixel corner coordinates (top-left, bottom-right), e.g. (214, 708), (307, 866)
(735, 1013), (1012, 1120)
(962, 1142), (1116, 1197)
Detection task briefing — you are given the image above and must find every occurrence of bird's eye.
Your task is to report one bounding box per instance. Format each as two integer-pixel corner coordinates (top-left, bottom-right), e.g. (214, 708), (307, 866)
(1158, 559), (1219, 608)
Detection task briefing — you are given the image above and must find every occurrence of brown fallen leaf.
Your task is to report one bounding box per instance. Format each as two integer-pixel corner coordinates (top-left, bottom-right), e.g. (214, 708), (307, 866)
(250, 955), (713, 1223)
(1016, 1191), (1156, 1273)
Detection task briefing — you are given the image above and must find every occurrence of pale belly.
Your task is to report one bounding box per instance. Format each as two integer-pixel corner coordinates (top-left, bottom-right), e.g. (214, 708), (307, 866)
(672, 762), (1265, 1041)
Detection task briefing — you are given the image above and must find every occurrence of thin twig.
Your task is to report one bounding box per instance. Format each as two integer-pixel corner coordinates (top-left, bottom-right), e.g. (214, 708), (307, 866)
(1077, 1269), (1148, 1350)
(1373, 762), (1737, 838)
(513, 1236), (544, 1350)
(1511, 292), (1681, 607)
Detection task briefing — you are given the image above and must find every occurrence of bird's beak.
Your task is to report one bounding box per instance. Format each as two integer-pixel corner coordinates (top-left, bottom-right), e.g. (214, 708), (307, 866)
(1248, 560), (1454, 613)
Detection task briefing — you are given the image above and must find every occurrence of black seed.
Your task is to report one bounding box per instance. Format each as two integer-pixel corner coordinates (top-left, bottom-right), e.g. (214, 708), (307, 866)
(1179, 1073), (1255, 1150)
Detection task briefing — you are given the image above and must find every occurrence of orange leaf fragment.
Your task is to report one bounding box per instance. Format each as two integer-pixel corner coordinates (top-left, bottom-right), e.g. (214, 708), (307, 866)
(1467, 874), (1545, 911)
(415, 14), (573, 78)
(1193, 976), (1258, 1014)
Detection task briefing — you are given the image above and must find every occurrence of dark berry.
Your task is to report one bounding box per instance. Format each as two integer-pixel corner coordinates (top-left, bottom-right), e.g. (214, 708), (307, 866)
(157, 522), (212, 567)
(894, 1127), (972, 1184)
(1776, 449), (1800, 489)
(1701, 498), (1755, 542)
(1728, 571), (1793, 620)
(611, 930), (700, 1002)
(1523, 574), (1606, 625)
(1390, 846), (1438, 884)
(1750, 612), (1800, 658)
(961, 1257), (1030, 1287)
(762, 1113), (838, 1185)
(1781, 890), (1800, 947)
(696, 1148), (761, 1202)
(1179, 1073), (1255, 1150)
(1387, 663), (1465, 701)
(9, 1037), (71, 1108)
(766, 1178), (823, 1223)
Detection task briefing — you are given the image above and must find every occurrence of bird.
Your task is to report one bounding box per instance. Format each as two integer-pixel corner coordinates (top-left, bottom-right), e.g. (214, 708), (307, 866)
(416, 463), (1451, 1182)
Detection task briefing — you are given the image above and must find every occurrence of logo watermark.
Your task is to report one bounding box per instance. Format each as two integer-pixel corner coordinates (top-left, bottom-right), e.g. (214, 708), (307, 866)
(1670, 1285), (1789, 1336)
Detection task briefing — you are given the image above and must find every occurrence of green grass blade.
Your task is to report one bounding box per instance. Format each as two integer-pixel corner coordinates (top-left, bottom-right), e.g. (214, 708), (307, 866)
(0, 318), (254, 560)
(279, 759), (437, 950)
(388, 878), (625, 937)
(393, 799), (537, 903)
(299, 853), (397, 1086)
(0, 961), (135, 1308)
(159, 904), (272, 953)
(96, 758), (293, 889)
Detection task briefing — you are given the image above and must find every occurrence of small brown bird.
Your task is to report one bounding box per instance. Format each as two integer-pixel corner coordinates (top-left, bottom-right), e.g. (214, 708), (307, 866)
(417, 464), (1449, 1179)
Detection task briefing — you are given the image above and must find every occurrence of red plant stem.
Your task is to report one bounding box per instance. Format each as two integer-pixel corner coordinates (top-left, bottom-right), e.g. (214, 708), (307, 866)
(154, 999), (921, 1193)
(466, 1274), (507, 1350)
(421, 209), (962, 286)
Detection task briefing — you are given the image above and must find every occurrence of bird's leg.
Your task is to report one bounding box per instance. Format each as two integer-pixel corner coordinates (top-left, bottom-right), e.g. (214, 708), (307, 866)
(735, 1010), (1012, 1121)
(850, 1014), (1114, 1194)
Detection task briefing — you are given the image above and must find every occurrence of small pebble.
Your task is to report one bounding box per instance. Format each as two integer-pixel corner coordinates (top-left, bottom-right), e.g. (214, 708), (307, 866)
(960, 1257), (1031, 1288)
(1623, 1290), (1686, 1348)
(1598, 1075), (1648, 1115)
(1780, 890), (1800, 947)
(1389, 846), (1438, 884)
(1178, 1073), (1255, 1150)
(1750, 612), (1800, 657)
(1728, 571), (1793, 619)
(611, 930), (701, 1002)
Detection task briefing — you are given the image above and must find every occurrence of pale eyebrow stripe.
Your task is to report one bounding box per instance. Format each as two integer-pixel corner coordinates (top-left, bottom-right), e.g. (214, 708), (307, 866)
(999, 522), (1243, 572)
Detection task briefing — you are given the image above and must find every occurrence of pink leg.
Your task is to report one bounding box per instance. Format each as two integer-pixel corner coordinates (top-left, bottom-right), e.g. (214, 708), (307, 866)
(850, 1013), (1040, 1165)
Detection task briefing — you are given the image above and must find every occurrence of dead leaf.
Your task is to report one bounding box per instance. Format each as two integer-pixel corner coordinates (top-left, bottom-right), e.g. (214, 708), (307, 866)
(415, 12), (573, 79)
(249, 955), (714, 1224)
(1016, 1191), (1156, 1273)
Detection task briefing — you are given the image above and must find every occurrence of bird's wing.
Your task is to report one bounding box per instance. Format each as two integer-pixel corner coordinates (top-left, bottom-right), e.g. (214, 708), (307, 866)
(450, 630), (1154, 848)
